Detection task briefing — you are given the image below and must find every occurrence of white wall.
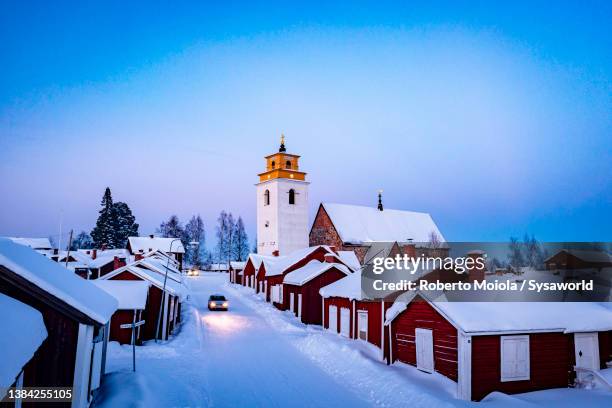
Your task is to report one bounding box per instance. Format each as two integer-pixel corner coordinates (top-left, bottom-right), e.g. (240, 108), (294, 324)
(256, 179), (309, 256)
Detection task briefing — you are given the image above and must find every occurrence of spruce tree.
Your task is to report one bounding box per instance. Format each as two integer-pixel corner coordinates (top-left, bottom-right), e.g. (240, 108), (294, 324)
(91, 187), (115, 248)
(112, 202), (139, 248)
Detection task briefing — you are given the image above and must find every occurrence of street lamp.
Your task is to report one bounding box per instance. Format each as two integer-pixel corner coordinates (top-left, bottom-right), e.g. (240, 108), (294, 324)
(155, 238), (198, 342)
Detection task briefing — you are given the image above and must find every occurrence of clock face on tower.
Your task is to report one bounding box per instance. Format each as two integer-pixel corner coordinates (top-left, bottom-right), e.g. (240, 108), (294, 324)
(256, 137), (310, 256)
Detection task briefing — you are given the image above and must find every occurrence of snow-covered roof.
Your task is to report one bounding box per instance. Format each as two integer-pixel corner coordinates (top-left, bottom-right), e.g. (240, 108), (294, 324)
(263, 246), (335, 277)
(320, 203), (445, 244)
(101, 263), (186, 299)
(0, 293), (47, 389)
(128, 236), (185, 254)
(385, 291), (612, 334)
(247, 253), (275, 270)
(0, 238), (118, 324)
(138, 256), (182, 283)
(284, 261), (351, 286)
(208, 263), (230, 271)
(92, 281), (149, 310)
(89, 255), (115, 269)
(320, 269), (365, 300)
(230, 261), (246, 270)
(7, 237), (52, 250)
(336, 251), (361, 271)
(545, 249), (612, 264)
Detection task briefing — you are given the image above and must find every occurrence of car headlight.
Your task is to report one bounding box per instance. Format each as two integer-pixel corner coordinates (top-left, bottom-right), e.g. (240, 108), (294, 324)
(209, 302), (215, 307)
(222, 302), (228, 307)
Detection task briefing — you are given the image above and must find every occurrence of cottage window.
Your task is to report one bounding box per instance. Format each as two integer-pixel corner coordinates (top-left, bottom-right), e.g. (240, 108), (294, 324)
(264, 189), (270, 205)
(500, 335), (530, 382)
(288, 189), (295, 205)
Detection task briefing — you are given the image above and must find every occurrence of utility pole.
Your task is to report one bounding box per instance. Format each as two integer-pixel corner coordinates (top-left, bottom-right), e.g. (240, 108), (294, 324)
(65, 229), (74, 269)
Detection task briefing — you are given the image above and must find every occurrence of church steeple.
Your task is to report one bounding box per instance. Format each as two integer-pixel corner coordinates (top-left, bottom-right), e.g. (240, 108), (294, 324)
(279, 134), (286, 152)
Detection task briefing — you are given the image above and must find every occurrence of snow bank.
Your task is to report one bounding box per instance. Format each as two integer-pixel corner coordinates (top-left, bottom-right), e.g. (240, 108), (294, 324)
(320, 269), (365, 300)
(0, 293), (47, 388)
(0, 238), (118, 324)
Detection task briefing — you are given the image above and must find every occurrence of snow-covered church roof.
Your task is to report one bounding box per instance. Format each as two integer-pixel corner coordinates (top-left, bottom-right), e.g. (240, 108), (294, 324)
(0, 238), (118, 325)
(320, 203), (445, 244)
(0, 293), (47, 389)
(128, 236), (185, 254)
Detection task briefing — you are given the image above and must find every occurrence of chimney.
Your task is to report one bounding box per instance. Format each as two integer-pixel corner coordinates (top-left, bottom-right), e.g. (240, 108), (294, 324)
(113, 256), (126, 271)
(272, 250), (280, 257)
(377, 190), (384, 211)
(328, 245), (337, 253)
(466, 250), (486, 283)
(324, 254), (336, 263)
(92, 249), (97, 260)
(135, 253), (144, 261)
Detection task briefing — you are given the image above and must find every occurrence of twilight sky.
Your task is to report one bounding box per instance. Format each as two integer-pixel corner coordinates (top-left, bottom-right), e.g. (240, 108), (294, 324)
(0, 1), (610, 248)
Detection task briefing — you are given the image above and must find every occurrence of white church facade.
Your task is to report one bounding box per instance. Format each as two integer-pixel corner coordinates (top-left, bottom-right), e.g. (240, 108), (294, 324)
(256, 136), (310, 256)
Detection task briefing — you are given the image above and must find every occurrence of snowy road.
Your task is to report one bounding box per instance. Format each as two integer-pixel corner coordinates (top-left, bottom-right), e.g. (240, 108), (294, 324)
(96, 273), (612, 408)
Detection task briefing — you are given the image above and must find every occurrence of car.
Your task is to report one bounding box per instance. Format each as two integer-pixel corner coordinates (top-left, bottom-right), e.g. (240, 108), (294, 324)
(186, 268), (200, 277)
(208, 294), (229, 311)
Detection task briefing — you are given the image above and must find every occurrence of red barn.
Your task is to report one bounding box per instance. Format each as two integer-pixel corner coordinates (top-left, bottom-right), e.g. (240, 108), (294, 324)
(0, 238), (118, 408)
(384, 292), (612, 401)
(92, 280), (150, 345)
(283, 261), (350, 325)
(101, 261), (185, 342)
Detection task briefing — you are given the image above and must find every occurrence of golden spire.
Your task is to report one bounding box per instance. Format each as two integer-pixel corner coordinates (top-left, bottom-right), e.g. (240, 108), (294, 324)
(279, 133), (286, 152)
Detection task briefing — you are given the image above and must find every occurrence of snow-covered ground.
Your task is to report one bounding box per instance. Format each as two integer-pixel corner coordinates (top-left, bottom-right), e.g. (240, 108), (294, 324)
(94, 273), (612, 408)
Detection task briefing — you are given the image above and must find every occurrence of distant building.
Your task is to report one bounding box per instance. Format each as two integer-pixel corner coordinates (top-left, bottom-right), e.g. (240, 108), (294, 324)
(127, 235), (185, 270)
(545, 249), (612, 271)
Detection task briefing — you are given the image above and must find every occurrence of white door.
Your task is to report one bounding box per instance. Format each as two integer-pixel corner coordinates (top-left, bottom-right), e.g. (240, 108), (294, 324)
(340, 308), (350, 337)
(297, 294), (302, 318)
(357, 311), (368, 341)
(290, 293), (295, 314)
(416, 328), (434, 373)
(574, 332), (600, 369)
(328, 305), (337, 332)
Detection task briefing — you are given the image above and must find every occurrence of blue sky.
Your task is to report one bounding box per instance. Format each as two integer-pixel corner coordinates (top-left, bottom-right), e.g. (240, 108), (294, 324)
(0, 1), (610, 246)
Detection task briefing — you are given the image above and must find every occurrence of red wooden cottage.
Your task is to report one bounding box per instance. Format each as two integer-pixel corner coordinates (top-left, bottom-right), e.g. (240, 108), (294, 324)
(127, 235), (186, 271)
(92, 280), (150, 345)
(0, 238), (118, 408)
(384, 292), (612, 401)
(283, 260), (351, 325)
(0, 292), (47, 406)
(229, 261), (246, 285)
(261, 246), (336, 309)
(101, 259), (185, 342)
(320, 270), (390, 350)
(545, 249), (612, 271)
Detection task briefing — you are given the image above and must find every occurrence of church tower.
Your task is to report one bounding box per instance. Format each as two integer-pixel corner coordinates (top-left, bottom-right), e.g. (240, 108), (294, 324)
(256, 135), (309, 256)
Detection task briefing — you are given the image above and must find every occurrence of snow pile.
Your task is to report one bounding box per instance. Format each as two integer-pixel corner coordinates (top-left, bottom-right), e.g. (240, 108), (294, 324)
(284, 260), (351, 286)
(336, 250), (361, 271)
(322, 203), (445, 244)
(0, 293), (47, 388)
(128, 236), (185, 254)
(0, 238), (118, 324)
(93, 280), (150, 310)
(89, 255), (115, 269)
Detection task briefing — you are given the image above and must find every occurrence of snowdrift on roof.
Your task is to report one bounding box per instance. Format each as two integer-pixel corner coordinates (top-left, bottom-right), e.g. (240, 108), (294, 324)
(93, 280), (149, 310)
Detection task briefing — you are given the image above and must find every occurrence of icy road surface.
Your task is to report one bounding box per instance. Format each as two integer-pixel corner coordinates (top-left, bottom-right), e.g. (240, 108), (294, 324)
(96, 273), (612, 408)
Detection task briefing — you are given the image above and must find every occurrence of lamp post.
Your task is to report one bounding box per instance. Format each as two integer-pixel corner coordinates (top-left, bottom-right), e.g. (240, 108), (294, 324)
(155, 238), (199, 343)
(155, 238), (181, 343)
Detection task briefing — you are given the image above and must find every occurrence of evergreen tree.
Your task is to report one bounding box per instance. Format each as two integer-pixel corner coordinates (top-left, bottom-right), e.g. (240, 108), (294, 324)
(70, 231), (94, 250)
(112, 202), (139, 248)
(185, 215), (205, 267)
(232, 217), (249, 261)
(215, 211), (236, 265)
(157, 215), (187, 248)
(91, 187), (115, 248)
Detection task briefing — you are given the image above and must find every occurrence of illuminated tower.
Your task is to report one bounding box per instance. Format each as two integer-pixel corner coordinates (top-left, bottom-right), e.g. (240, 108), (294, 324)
(256, 135), (309, 255)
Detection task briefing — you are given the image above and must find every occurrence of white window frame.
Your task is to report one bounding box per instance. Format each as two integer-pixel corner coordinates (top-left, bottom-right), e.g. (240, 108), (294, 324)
(357, 310), (368, 341)
(500, 335), (530, 382)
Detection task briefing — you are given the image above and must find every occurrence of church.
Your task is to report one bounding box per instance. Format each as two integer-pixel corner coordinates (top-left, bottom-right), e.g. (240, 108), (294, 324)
(255, 137), (445, 263)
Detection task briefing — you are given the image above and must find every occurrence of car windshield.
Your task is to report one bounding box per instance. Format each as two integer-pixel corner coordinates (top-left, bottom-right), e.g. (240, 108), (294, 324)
(210, 295), (226, 301)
